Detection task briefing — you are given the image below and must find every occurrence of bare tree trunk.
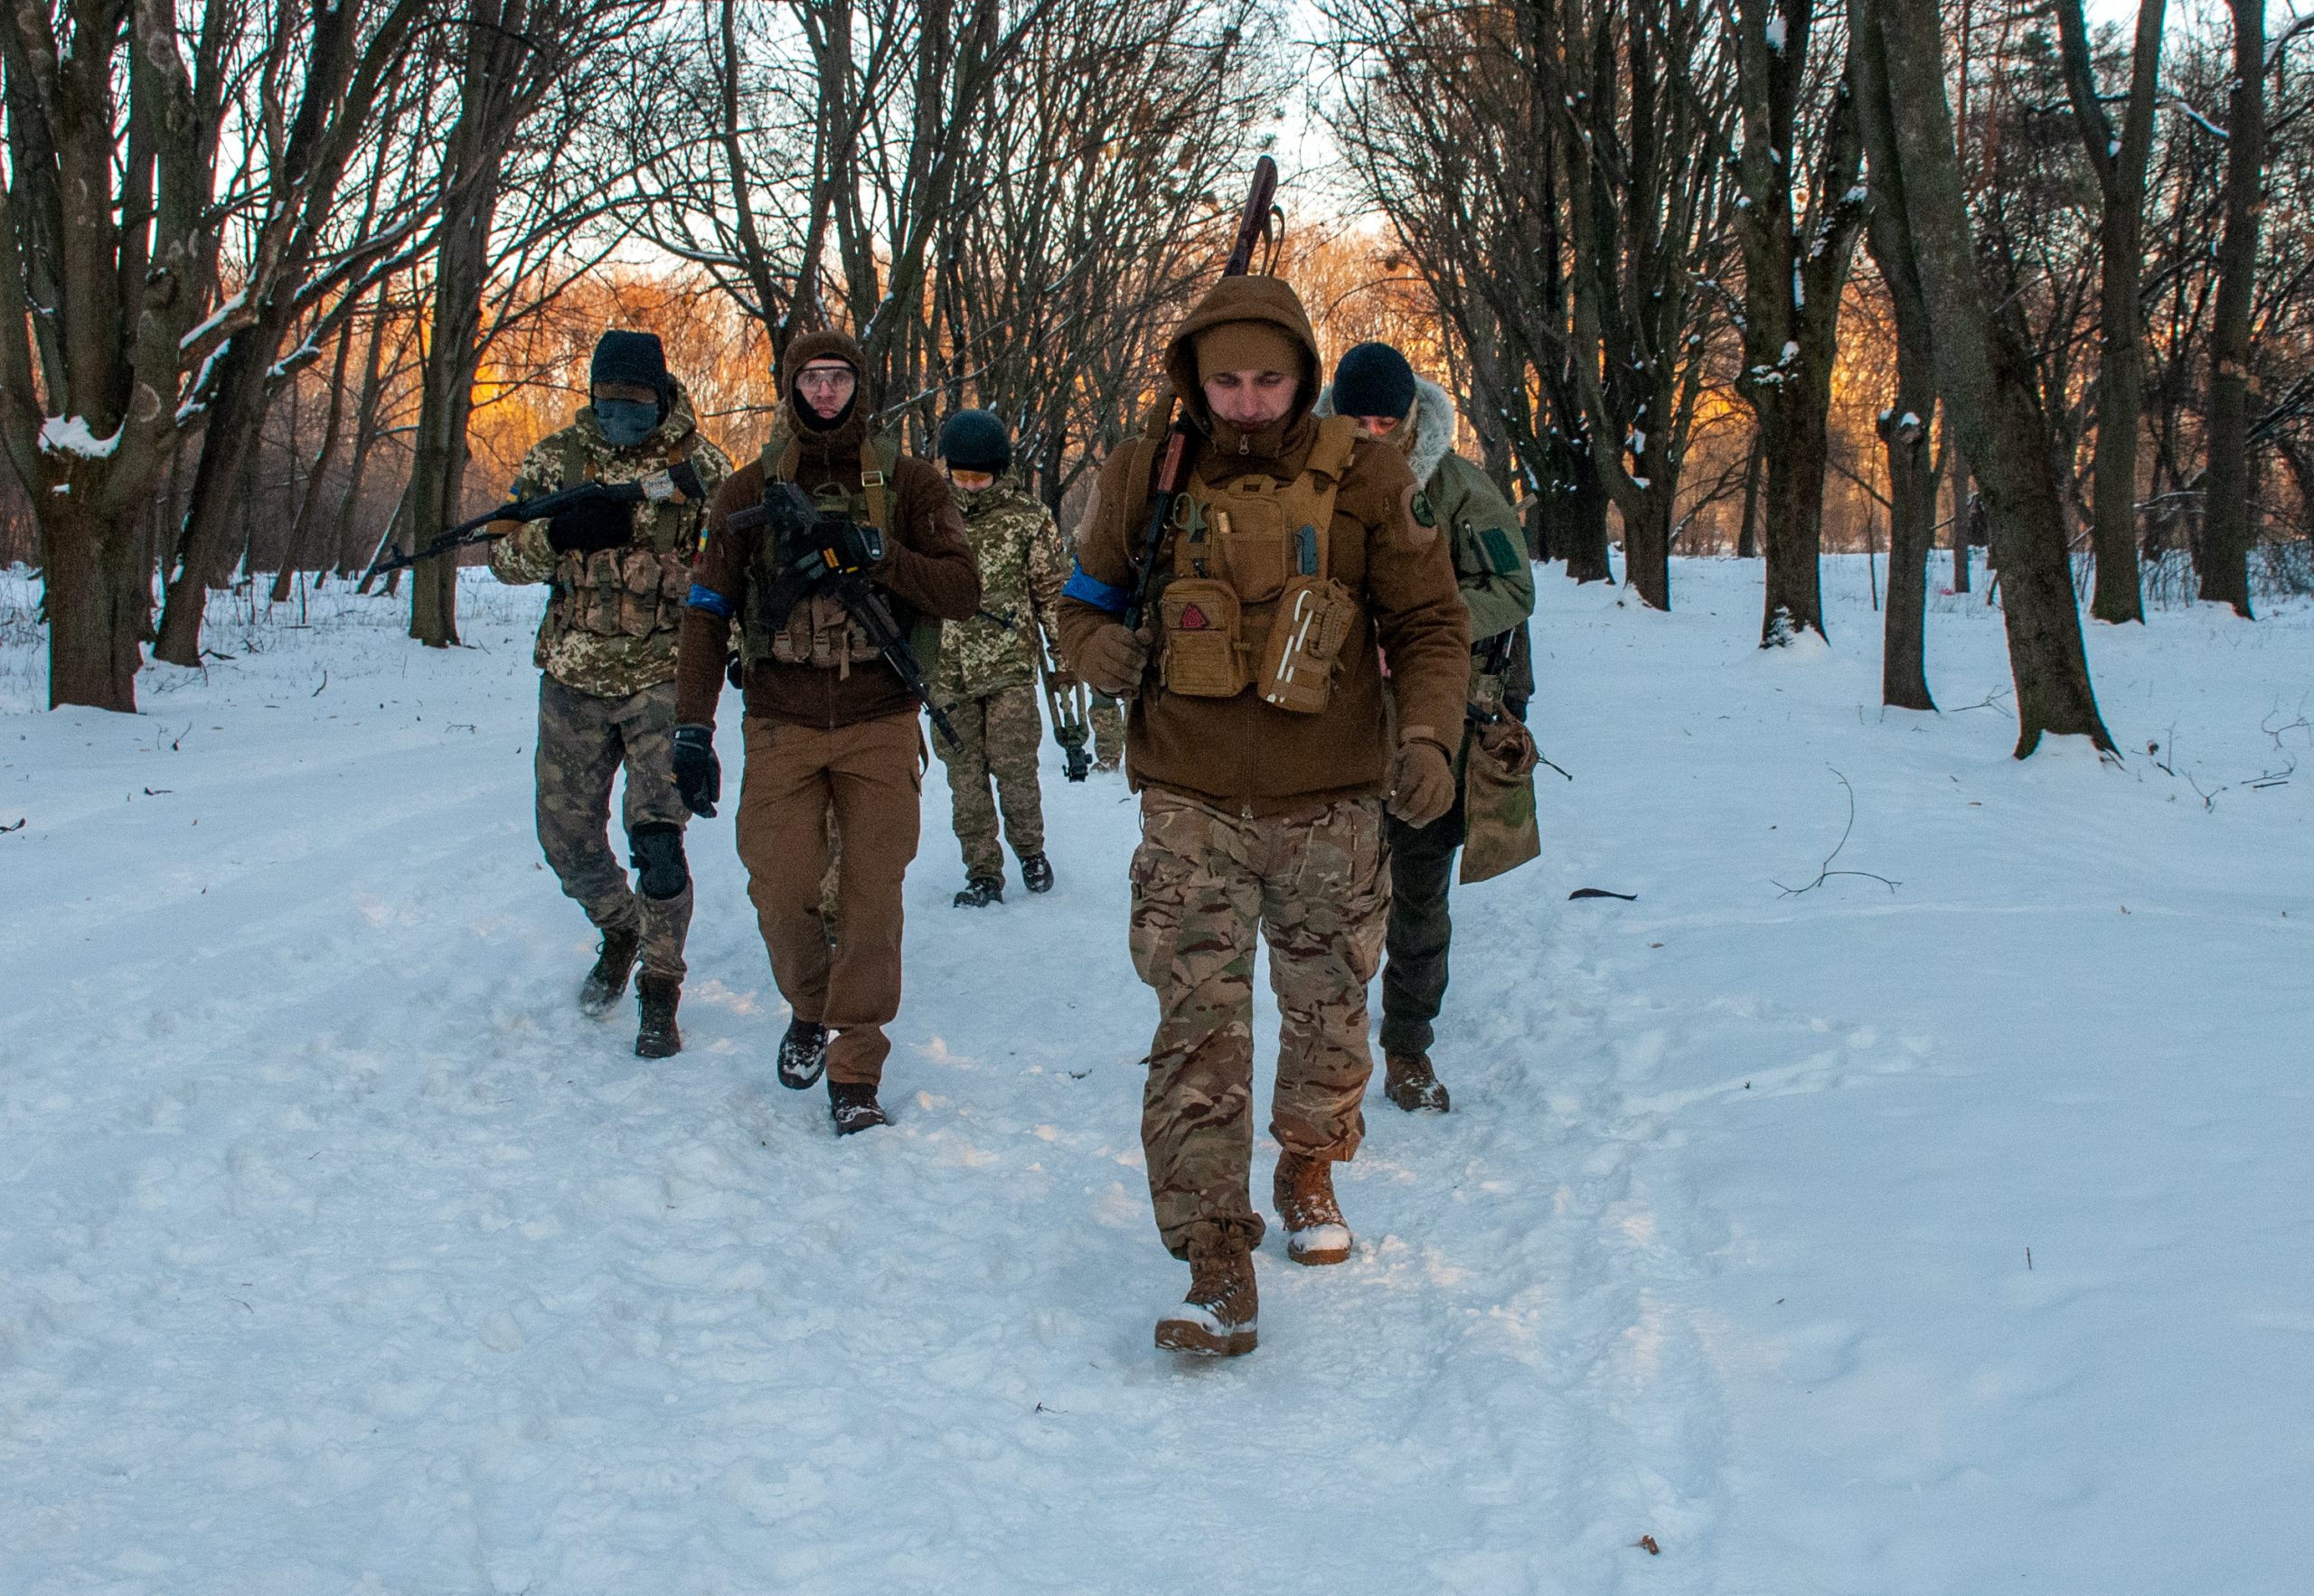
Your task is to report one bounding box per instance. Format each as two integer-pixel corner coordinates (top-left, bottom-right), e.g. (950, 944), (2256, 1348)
(2201, 0), (2265, 618)
(2055, 0), (2162, 624)
(270, 309), (361, 604)
(38, 486), (147, 709)
(1736, 431), (1763, 559)
(1855, 0), (2114, 756)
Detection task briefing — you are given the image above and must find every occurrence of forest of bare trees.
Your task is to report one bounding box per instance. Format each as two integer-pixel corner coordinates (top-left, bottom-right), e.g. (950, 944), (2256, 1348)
(6, 0), (2312, 752)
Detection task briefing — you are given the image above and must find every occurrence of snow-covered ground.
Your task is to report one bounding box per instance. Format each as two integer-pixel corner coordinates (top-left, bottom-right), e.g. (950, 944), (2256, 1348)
(3, 559), (2309, 1594)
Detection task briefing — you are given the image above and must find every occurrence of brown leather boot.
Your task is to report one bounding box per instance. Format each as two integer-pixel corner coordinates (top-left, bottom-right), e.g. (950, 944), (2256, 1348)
(1274, 1151), (1353, 1265)
(1155, 1230), (1258, 1357)
(1383, 1051), (1451, 1113)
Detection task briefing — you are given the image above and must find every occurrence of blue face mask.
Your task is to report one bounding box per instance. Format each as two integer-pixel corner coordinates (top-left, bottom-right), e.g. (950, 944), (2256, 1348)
(595, 399), (660, 447)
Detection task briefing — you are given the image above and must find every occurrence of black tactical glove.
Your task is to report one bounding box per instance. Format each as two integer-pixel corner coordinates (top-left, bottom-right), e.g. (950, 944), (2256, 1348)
(786, 515), (884, 581)
(545, 493), (633, 555)
(671, 724), (720, 819)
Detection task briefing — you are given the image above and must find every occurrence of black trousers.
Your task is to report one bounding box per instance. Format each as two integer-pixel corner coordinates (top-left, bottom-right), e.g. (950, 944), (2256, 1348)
(1378, 762), (1469, 1059)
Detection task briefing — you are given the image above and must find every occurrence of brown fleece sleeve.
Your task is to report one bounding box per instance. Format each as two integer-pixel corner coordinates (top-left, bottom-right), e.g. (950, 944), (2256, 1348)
(673, 471), (757, 725)
(873, 458), (981, 622)
(1353, 445), (1469, 750)
(1052, 446), (1139, 673)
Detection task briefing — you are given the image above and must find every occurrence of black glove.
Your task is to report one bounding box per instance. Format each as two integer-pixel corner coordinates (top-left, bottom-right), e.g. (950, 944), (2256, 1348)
(546, 493), (633, 555)
(671, 724), (720, 819)
(786, 516), (884, 582)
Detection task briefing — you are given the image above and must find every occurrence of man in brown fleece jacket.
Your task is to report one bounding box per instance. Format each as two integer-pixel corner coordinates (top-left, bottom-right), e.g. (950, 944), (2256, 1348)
(671, 329), (981, 1134)
(1054, 275), (1469, 1356)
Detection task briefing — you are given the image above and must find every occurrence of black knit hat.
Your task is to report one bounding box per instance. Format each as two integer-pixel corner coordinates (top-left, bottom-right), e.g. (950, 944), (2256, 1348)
(1331, 342), (1416, 421)
(590, 330), (672, 407)
(938, 408), (1012, 473)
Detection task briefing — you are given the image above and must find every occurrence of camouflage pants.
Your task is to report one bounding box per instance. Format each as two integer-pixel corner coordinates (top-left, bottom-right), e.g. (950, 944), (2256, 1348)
(534, 675), (693, 981)
(1089, 692), (1126, 771)
(1379, 741), (1471, 1059)
(1129, 791), (1388, 1258)
(932, 683), (1045, 880)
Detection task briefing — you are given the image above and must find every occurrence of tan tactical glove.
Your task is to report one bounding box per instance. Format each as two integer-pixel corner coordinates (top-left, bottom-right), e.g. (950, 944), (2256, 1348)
(1077, 623), (1152, 698)
(1387, 736), (1457, 827)
(1475, 716), (1540, 777)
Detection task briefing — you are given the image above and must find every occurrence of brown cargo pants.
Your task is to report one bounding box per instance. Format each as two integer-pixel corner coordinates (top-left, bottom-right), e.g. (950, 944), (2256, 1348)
(1129, 791), (1389, 1258)
(734, 711), (923, 1085)
(535, 675), (693, 981)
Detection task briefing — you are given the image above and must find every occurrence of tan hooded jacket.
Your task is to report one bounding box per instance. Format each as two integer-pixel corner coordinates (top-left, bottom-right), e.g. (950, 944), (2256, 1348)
(677, 329), (981, 728)
(1054, 277), (1468, 813)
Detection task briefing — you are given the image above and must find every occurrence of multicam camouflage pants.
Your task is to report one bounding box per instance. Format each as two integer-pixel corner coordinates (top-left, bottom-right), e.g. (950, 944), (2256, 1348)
(931, 683), (1045, 881)
(1129, 791), (1389, 1258)
(1089, 692), (1126, 772)
(535, 675), (694, 981)
(1379, 741), (1471, 1059)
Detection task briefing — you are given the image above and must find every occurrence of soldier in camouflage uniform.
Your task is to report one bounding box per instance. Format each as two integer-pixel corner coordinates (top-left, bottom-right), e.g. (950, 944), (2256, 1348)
(1055, 276), (1469, 1357)
(488, 330), (733, 1057)
(930, 409), (1069, 906)
(1319, 343), (1538, 1113)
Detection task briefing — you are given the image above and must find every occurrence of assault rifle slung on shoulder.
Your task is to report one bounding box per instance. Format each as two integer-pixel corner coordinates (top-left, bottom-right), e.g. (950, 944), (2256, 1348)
(361, 462), (711, 586)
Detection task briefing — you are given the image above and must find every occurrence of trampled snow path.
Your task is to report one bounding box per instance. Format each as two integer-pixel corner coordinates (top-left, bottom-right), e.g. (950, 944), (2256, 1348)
(4, 561), (2310, 1593)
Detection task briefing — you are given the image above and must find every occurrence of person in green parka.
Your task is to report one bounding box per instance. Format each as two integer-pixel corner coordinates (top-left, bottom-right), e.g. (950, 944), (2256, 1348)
(1318, 343), (1538, 1113)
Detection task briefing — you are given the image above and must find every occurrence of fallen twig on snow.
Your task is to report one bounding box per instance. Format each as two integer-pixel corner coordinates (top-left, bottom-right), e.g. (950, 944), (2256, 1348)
(1773, 768), (1900, 897)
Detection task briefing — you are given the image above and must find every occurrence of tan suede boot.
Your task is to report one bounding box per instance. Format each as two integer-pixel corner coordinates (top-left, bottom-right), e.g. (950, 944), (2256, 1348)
(1274, 1151), (1354, 1265)
(1383, 1051), (1451, 1113)
(1155, 1231), (1258, 1357)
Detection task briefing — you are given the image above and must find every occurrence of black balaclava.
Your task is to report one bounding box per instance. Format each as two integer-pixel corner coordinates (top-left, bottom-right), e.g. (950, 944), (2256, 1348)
(590, 329), (673, 446)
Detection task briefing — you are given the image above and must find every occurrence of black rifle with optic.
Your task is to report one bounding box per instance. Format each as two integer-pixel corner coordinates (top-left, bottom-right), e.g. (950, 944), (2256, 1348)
(727, 481), (961, 750)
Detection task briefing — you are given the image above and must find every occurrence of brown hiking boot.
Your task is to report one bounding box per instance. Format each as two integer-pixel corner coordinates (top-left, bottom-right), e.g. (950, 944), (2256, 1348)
(1155, 1231), (1258, 1357)
(1274, 1151), (1353, 1266)
(1383, 1051), (1452, 1113)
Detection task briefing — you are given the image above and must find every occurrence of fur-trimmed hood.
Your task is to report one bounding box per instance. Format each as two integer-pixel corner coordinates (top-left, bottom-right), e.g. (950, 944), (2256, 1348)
(1314, 373), (1459, 489)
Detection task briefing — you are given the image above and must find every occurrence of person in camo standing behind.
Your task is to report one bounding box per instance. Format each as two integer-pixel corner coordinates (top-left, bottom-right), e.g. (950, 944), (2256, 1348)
(1055, 275), (1469, 1358)
(1317, 342), (1538, 1113)
(930, 408), (1069, 907)
(487, 329), (732, 1059)
(669, 329), (981, 1135)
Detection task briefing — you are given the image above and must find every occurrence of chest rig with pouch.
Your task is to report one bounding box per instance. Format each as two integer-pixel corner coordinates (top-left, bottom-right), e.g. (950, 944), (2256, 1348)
(1155, 414), (1361, 715)
(547, 429), (698, 642)
(742, 428), (939, 681)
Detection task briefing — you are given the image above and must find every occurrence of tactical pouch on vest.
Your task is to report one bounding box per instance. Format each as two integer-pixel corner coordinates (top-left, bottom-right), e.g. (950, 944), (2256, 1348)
(547, 430), (697, 643)
(1256, 575), (1359, 714)
(746, 429), (909, 681)
(1158, 578), (1247, 697)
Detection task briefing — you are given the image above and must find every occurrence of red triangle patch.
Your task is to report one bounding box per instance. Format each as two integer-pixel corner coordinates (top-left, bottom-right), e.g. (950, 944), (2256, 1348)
(1179, 604), (1210, 630)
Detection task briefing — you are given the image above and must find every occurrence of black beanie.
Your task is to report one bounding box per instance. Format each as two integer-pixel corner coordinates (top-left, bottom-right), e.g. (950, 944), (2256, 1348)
(1331, 342), (1416, 421)
(591, 330), (672, 408)
(938, 408), (1012, 473)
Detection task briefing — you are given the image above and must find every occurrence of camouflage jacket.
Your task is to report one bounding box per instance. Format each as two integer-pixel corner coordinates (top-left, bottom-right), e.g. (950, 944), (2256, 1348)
(488, 382), (733, 699)
(936, 479), (1068, 700)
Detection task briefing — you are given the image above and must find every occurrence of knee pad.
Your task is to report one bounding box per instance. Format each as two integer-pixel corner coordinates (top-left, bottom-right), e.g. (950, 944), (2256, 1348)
(629, 821), (690, 900)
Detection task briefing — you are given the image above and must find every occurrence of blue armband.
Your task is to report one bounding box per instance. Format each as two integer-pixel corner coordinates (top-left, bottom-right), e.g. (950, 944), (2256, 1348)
(686, 585), (735, 620)
(1062, 563), (1133, 615)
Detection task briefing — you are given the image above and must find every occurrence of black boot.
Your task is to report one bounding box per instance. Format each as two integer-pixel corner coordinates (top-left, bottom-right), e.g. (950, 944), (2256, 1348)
(1020, 852), (1055, 894)
(953, 876), (1004, 908)
(828, 1078), (889, 1136)
(579, 923), (641, 1017)
(777, 1018), (829, 1090)
(635, 975), (682, 1058)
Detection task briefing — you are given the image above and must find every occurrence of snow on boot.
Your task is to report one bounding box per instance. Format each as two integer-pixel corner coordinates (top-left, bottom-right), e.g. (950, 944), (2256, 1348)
(1383, 1051), (1452, 1113)
(578, 923), (642, 1018)
(1274, 1151), (1353, 1266)
(828, 1078), (889, 1136)
(635, 976), (682, 1059)
(953, 876), (1004, 908)
(1155, 1231), (1258, 1357)
(777, 1018), (829, 1091)
(1020, 853), (1055, 894)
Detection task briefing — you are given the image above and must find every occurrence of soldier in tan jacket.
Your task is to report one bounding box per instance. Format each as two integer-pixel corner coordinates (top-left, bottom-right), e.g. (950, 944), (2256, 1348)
(1055, 276), (1469, 1357)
